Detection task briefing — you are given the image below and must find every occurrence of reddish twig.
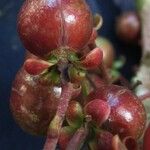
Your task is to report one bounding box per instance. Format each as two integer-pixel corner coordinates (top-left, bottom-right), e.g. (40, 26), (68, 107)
(43, 83), (73, 150)
(98, 62), (110, 84)
(113, 75), (132, 90)
(66, 116), (90, 150)
(66, 126), (88, 150)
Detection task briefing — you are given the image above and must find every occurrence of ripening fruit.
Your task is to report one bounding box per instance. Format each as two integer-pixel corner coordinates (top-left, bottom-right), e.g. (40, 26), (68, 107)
(80, 48), (103, 69)
(96, 131), (113, 150)
(58, 126), (75, 150)
(10, 67), (60, 135)
(116, 12), (140, 42)
(18, 0), (93, 57)
(88, 85), (146, 139)
(84, 99), (111, 127)
(123, 136), (137, 150)
(66, 101), (83, 128)
(24, 58), (51, 75)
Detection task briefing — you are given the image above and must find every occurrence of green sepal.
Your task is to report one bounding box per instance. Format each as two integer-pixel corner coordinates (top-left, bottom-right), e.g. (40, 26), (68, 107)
(40, 67), (60, 85)
(68, 52), (79, 62)
(48, 55), (59, 64)
(81, 79), (91, 97)
(68, 66), (86, 83)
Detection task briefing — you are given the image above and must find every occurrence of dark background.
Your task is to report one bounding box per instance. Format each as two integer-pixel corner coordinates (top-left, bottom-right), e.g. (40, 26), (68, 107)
(0, 0), (140, 149)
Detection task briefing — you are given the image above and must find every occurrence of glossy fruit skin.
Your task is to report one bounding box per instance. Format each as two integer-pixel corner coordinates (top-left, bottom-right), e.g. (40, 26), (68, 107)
(10, 67), (60, 135)
(24, 58), (51, 75)
(80, 48), (103, 69)
(18, 0), (93, 57)
(88, 85), (146, 139)
(116, 12), (140, 42)
(84, 99), (111, 127)
(143, 125), (150, 150)
(97, 131), (113, 150)
(89, 131), (114, 150)
(123, 136), (137, 150)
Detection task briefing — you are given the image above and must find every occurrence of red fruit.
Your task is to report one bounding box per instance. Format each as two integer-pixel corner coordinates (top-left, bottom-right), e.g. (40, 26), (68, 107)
(58, 126), (75, 150)
(116, 12), (140, 42)
(66, 101), (83, 128)
(10, 67), (60, 135)
(88, 85), (146, 139)
(97, 131), (113, 150)
(18, 0), (93, 57)
(84, 99), (111, 127)
(89, 131), (126, 150)
(143, 125), (150, 150)
(80, 48), (103, 69)
(123, 136), (137, 150)
(24, 58), (52, 75)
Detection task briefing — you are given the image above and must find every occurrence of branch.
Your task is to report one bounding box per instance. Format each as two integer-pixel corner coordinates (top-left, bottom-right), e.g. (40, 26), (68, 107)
(43, 83), (73, 150)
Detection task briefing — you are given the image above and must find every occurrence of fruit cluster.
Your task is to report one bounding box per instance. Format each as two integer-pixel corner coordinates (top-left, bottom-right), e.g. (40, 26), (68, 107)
(10, 0), (146, 150)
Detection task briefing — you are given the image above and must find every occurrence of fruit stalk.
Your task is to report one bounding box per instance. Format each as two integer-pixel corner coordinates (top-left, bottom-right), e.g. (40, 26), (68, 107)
(98, 62), (110, 84)
(43, 83), (73, 150)
(138, 92), (150, 101)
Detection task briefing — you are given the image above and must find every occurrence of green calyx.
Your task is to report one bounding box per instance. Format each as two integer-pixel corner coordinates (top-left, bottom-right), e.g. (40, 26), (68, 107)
(68, 52), (79, 62)
(81, 79), (91, 97)
(40, 67), (60, 85)
(48, 54), (59, 64)
(68, 66), (86, 83)
(66, 101), (84, 129)
(44, 51), (91, 85)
